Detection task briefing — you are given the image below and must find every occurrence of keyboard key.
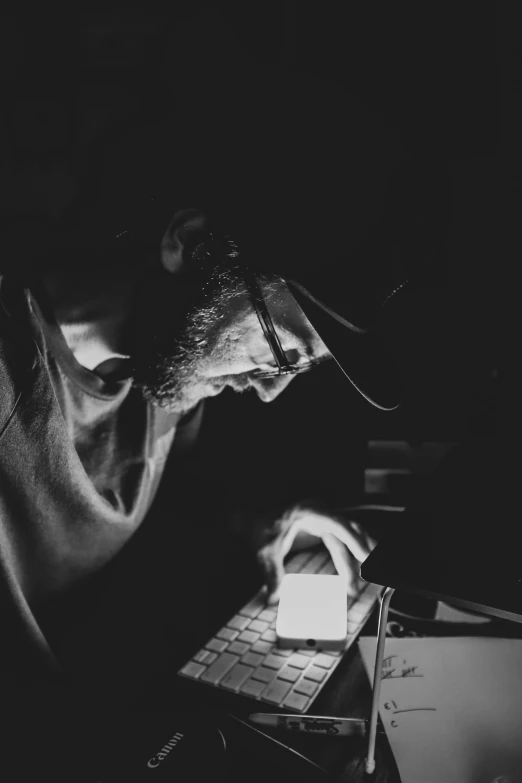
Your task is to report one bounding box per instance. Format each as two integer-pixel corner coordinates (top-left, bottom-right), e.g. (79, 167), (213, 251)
(238, 595), (265, 619)
(314, 653), (336, 669)
(360, 593), (375, 615)
(221, 664), (256, 692)
(227, 615), (251, 632)
(271, 647), (293, 657)
(241, 678), (267, 698)
(228, 641), (250, 656)
(248, 619), (270, 634)
(241, 651), (265, 668)
(237, 630), (260, 645)
(179, 661), (206, 679)
(288, 653), (311, 669)
(365, 583), (384, 599)
(318, 559), (336, 575)
(360, 583), (380, 601)
(283, 692), (310, 712)
(306, 552), (330, 573)
(216, 627), (239, 642)
(258, 609), (277, 623)
(251, 640), (273, 655)
(206, 638), (228, 654)
(193, 649), (217, 665)
(304, 665), (327, 683)
(252, 666), (277, 684)
(262, 679), (293, 705)
(285, 552), (313, 573)
(263, 654), (285, 670)
(200, 653), (240, 684)
(294, 678), (319, 697)
(176, 548), (382, 714)
(348, 602), (373, 622)
(278, 665), (301, 683)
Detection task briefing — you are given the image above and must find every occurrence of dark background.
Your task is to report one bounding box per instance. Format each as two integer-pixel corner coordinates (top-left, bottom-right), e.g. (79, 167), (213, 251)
(0, 3), (510, 511)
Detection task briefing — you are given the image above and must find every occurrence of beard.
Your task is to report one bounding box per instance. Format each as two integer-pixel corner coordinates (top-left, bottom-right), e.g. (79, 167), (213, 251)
(131, 262), (251, 415)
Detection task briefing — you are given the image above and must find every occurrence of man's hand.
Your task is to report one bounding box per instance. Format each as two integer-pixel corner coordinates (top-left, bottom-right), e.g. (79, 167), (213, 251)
(255, 505), (376, 604)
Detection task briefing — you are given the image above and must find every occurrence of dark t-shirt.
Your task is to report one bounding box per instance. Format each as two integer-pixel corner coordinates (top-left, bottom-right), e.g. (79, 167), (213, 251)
(0, 275), (203, 678)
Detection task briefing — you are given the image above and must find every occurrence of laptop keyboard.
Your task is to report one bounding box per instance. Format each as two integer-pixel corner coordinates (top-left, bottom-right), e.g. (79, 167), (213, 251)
(178, 548), (382, 713)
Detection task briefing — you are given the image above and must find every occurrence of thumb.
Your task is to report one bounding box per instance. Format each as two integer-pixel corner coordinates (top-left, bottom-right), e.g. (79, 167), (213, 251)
(257, 544), (285, 605)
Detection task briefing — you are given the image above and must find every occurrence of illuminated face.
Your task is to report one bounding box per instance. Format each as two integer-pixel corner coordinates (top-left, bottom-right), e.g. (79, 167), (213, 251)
(132, 272), (331, 415)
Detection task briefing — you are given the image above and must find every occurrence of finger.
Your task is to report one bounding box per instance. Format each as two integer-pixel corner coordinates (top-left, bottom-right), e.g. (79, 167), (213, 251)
(327, 521), (373, 562)
(257, 544), (286, 605)
(298, 513), (371, 562)
(350, 521), (377, 553)
(285, 529), (320, 553)
(280, 522), (302, 561)
(321, 533), (361, 597)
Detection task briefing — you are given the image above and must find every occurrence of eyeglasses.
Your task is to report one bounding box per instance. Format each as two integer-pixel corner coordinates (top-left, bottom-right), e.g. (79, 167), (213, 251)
(243, 269), (330, 380)
(116, 228), (329, 379)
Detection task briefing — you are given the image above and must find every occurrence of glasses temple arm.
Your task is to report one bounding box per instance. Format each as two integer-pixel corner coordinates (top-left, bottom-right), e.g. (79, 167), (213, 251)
(243, 270), (291, 371)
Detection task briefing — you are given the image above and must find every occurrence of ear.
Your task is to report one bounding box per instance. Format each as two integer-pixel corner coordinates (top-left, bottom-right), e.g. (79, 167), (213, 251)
(160, 208), (210, 273)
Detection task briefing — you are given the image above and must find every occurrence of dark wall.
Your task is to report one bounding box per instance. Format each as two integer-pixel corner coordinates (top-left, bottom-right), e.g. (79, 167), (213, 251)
(0, 5), (496, 256)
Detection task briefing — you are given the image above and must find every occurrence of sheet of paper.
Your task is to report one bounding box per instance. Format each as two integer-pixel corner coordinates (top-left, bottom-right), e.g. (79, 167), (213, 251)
(358, 636), (522, 783)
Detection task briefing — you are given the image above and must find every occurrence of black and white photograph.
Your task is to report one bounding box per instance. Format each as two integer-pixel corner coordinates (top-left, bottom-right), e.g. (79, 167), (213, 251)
(0, 4), (514, 781)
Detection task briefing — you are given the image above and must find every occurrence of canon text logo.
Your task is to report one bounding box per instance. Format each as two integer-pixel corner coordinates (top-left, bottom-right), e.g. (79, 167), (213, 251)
(147, 732), (184, 768)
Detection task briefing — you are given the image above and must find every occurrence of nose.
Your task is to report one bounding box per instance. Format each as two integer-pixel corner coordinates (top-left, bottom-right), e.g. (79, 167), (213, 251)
(250, 374), (295, 402)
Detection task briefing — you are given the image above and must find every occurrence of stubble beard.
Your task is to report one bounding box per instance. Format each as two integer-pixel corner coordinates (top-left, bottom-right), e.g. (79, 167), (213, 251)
(131, 266), (248, 415)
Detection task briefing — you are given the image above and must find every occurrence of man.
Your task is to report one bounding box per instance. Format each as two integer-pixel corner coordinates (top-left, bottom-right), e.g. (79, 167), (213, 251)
(3, 63), (417, 675)
(0, 197), (380, 661)
(5, 64), (504, 783)
(2, 45), (496, 661)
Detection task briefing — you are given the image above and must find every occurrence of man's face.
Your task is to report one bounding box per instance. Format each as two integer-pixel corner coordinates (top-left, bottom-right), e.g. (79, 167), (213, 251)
(132, 269), (331, 415)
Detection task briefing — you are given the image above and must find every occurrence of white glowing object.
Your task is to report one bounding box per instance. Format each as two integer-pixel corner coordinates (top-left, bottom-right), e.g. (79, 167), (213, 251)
(275, 574), (348, 651)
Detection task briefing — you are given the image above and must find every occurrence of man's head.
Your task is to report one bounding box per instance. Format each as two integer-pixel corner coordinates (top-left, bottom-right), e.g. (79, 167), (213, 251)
(131, 209), (332, 415)
(56, 70), (437, 413)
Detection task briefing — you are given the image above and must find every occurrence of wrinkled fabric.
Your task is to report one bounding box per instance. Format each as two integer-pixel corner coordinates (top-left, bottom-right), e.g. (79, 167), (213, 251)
(0, 275), (201, 680)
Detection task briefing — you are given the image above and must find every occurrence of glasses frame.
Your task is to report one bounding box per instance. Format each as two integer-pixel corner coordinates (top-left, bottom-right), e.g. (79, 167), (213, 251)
(114, 228), (328, 380)
(243, 269), (327, 380)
